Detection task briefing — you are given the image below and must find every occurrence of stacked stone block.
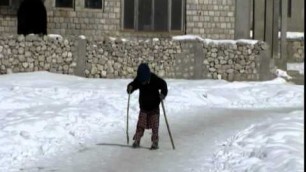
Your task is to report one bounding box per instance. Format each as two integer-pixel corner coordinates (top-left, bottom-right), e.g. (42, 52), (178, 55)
(201, 41), (267, 81)
(287, 38), (304, 62)
(0, 35), (271, 81)
(0, 35), (77, 74)
(85, 38), (179, 78)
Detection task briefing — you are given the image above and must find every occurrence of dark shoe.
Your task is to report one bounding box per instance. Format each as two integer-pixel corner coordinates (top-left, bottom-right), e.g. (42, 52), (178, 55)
(132, 141), (140, 148)
(150, 142), (159, 150)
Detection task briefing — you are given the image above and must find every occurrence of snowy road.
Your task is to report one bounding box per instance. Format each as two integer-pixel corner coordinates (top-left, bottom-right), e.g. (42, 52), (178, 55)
(0, 72), (303, 172)
(33, 107), (302, 172)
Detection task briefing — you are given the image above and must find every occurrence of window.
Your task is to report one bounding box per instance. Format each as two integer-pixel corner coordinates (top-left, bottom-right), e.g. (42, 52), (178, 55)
(0, 0), (10, 6)
(123, 0), (185, 32)
(124, 0), (134, 29)
(171, 0), (182, 30)
(56, 0), (73, 8)
(85, 0), (102, 9)
(287, 0), (292, 18)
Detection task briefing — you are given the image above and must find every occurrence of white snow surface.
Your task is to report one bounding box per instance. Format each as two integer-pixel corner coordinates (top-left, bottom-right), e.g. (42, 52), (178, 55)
(205, 110), (304, 172)
(0, 72), (303, 172)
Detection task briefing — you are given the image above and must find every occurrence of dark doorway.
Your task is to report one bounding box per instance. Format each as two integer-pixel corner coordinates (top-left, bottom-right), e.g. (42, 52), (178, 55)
(17, 0), (47, 35)
(0, 0), (9, 6)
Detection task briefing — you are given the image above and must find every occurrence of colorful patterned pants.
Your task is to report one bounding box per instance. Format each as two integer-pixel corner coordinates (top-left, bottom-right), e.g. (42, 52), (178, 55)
(133, 108), (160, 143)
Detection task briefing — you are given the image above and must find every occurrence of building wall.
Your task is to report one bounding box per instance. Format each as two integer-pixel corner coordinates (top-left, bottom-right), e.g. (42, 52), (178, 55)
(44, 0), (121, 37)
(287, 0), (304, 32)
(0, 0), (303, 39)
(0, 6), (17, 34)
(0, 0), (236, 39)
(185, 0), (236, 39)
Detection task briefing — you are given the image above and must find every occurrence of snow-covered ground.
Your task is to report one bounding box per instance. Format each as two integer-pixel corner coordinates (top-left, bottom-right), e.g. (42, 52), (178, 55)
(0, 72), (303, 172)
(205, 110), (304, 172)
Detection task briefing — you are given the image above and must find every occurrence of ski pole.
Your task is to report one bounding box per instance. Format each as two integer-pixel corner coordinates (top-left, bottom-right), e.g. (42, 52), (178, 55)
(126, 93), (130, 145)
(161, 100), (175, 150)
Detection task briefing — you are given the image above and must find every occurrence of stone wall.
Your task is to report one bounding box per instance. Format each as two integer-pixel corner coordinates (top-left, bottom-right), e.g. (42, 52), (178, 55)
(85, 38), (178, 78)
(287, 38), (304, 62)
(0, 35), (77, 74)
(202, 41), (268, 81)
(0, 34), (272, 81)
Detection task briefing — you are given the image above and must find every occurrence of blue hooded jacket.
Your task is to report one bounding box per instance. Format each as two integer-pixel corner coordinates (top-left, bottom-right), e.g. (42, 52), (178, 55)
(127, 63), (168, 111)
(137, 63), (151, 83)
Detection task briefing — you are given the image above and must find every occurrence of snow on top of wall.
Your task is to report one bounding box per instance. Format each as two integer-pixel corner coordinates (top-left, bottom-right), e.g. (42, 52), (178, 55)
(121, 38), (128, 42)
(79, 35), (86, 39)
(172, 35), (259, 45)
(48, 34), (63, 39)
(286, 32), (304, 39)
(230, 39), (258, 45)
(109, 37), (116, 41)
(172, 35), (204, 41)
(250, 31), (304, 39)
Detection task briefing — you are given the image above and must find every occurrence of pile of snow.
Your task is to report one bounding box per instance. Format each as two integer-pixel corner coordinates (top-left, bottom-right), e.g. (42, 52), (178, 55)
(0, 72), (303, 171)
(205, 110), (304, 172)
(274, 69), (293, 80)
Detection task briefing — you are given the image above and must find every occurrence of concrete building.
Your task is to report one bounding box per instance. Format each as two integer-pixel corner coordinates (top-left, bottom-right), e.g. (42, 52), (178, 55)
(1, 0), (236, 39)
(0, 0), (304, 39)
